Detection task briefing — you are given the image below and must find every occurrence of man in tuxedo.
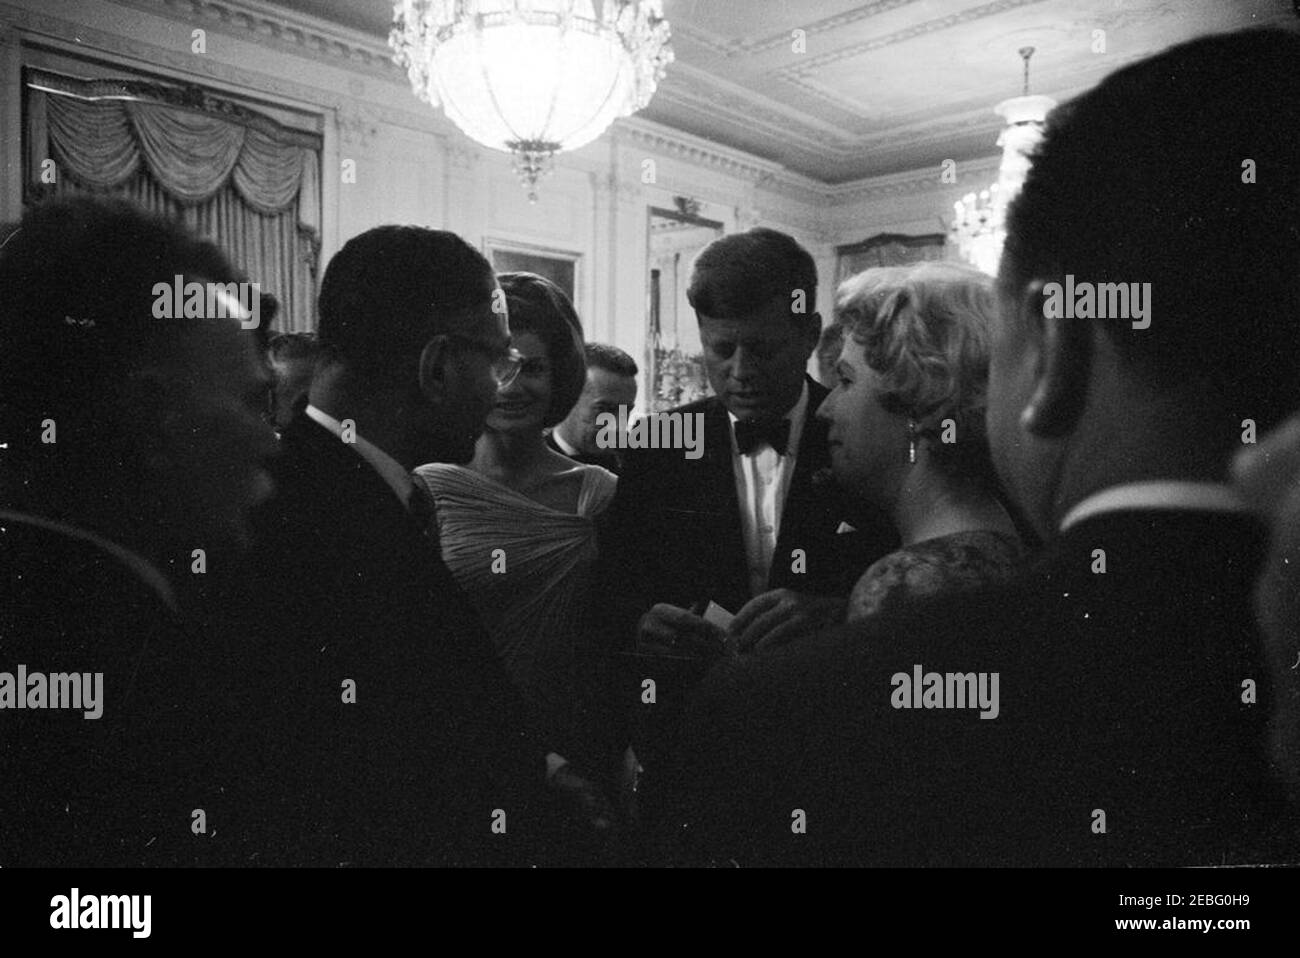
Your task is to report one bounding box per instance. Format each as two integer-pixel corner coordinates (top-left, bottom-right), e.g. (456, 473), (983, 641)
(601, 227), (895, 657)
(240, 226), (609, 866)
(547, 342), (638, 473)
(0, 197), (278, 866)
(663, 28), (1300, 866)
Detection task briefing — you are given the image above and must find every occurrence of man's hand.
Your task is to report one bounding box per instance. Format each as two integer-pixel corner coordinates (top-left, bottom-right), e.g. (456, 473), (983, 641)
(727, 590), (847, 654)
(637, 603), (728, 659)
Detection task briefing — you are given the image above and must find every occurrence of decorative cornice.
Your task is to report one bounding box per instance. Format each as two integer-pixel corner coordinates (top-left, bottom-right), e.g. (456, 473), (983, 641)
(4, 2), (339, 109)
(615, 115), (789, 186)
(611, 113), (982, 212)
(0, 1), (465, 137)
(825, 155), (1001, 204)
(673, 0), (929, 58)
(110, 0), (399, 77)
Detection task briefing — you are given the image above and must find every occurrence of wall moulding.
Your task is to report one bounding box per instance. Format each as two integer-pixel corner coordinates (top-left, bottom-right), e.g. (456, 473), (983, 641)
(109, 0), (399, 78)
(616, 116), (789, 186)
(5, 4), (337, 114)
(827, 155), (1002, 204)
(1, 1), (455, 138)
(335, 105), (381, 149)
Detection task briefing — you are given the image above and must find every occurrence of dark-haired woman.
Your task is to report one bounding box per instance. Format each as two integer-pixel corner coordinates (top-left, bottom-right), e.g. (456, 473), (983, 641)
(414, 272), (617, 782)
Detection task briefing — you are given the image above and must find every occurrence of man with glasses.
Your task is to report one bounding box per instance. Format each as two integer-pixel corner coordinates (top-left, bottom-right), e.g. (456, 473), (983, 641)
(450, 334), (525, 391)
(237, 225), (593, 866)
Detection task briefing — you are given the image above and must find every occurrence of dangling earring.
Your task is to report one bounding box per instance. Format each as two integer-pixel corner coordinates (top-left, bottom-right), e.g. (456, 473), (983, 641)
(908, 419), (918, 465)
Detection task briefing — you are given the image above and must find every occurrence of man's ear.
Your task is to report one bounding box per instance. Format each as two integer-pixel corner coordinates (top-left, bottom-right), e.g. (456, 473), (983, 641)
(417, 335), (450, 405)
(1018, 278), (1091, 439)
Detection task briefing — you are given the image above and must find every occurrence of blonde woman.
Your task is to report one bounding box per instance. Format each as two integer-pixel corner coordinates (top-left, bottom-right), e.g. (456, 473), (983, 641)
(817, 262), (1024, 622)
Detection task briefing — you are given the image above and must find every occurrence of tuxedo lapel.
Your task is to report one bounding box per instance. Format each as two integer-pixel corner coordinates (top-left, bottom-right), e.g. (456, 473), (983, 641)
(786, 378), (831, 503)
(770, 378), (834, 591)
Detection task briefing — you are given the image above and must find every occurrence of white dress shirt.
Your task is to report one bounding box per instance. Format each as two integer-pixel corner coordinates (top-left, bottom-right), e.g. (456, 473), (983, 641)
(1059, 480), (1247, 533)
(728, 381), (809, 599)
(305, 404), (414, 507)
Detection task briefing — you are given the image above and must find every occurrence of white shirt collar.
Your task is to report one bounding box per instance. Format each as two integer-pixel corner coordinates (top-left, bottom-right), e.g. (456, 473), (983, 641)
(304, 404), (414, 506)
(0, 509), (178, 613)
(727, 380), (809, 457)
(1058, 480), (1248, 533)
(549, 427), (580, 457)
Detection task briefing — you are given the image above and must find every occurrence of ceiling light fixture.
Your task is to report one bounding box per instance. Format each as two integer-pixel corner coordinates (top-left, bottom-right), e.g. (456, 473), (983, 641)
(391, 0), (674, 202)
(950, 46), (1056, 275)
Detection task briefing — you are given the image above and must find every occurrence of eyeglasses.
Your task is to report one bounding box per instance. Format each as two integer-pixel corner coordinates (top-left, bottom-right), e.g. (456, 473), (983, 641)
(492, 348), (525, 388)
(448, 335), (523, 388)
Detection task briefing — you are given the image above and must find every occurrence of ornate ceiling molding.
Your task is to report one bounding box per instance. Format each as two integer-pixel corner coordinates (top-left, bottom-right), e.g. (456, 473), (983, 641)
(778, 0), (1047, 78)
(674, 0), (930, 59)
(615, 115), (790, 186)
(825, 154), (1001, 203)
(614, 113), (990, 212)
(109, 0), (399, 77)
(0, 0), (463, 137)
(656, 60), (858, 147)
(776, 0), (1049, 120)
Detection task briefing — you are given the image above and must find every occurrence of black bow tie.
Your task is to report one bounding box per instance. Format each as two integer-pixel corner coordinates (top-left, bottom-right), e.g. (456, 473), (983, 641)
(734, 417), (791, 455)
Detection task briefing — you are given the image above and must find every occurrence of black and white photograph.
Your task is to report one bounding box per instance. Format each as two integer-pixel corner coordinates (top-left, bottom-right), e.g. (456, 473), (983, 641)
(1, 0), (1298, 942)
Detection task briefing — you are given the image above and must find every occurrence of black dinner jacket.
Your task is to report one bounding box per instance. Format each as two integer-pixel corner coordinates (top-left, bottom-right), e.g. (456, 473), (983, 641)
(0, 518), (212, 867)
(545, 429), (622, 473)
(660, 508), (1299, 866)
(232, 413), (545, 866)
(598, 376), (896, 642)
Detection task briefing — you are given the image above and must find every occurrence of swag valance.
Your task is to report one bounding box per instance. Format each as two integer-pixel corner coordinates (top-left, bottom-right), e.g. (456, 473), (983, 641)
(25, 70), (322, 331)
(29, 72), (320, 234)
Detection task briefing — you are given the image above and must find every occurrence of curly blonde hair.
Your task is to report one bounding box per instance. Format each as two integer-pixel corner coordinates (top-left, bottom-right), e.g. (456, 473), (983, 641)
(835, 261), (996, 480)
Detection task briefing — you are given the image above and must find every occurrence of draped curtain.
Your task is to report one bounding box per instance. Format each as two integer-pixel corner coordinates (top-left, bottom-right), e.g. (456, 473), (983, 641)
(26, 79), (322, 332)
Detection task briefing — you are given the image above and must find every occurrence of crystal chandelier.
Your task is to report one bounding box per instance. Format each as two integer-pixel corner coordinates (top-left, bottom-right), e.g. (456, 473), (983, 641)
(951, 47), (1056, 275)
(391, 1), (674, 201)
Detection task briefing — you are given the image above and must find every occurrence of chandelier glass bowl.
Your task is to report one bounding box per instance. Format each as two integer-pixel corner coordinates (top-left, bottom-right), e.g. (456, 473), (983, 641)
(391, 1), (674, 199)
